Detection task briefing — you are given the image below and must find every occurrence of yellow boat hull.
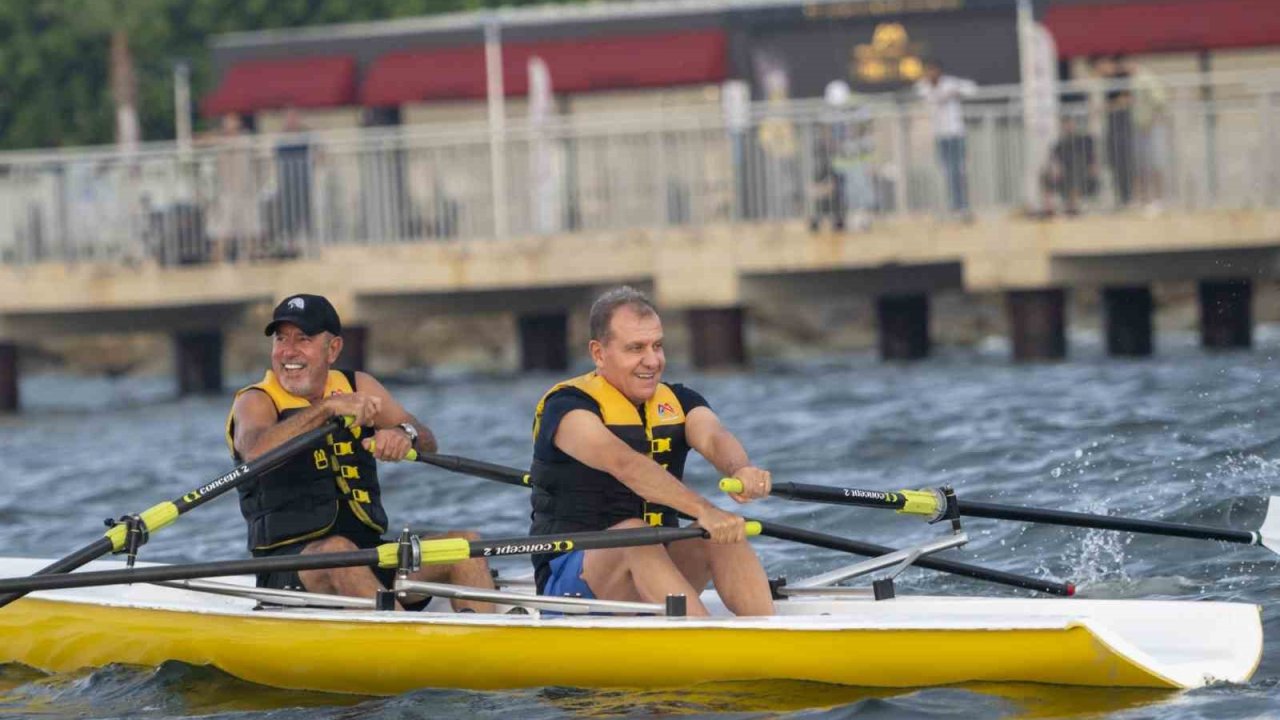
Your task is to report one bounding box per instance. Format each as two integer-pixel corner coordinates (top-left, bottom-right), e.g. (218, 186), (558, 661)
(0, 590), (1261, 695)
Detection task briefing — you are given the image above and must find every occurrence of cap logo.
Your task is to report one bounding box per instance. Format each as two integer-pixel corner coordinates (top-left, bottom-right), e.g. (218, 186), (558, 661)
(287, 297), (305, 310)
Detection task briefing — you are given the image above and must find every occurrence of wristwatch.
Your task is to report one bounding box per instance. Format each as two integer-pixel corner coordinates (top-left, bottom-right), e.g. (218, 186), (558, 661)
(397, 422), (419, 446)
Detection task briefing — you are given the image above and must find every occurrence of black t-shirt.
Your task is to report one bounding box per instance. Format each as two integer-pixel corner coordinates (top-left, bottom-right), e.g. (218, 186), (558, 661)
(533, 383), (710, 462)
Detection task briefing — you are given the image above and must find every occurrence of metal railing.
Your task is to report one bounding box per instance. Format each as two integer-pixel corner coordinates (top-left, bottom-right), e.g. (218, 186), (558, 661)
(1, 71), (1278, 266)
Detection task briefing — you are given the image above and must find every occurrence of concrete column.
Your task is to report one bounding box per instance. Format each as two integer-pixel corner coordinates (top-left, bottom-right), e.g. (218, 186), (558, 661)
(335, 326), (368, 373)
(1199, 279), (1252, 350)
(1006, 289), (1067, 361)
(876, 294), (930, 361)
(687, 307), (746, 369)
(0, 343), (17, 413)
(174, 331), (222, 396)
(1103, 286), (1153, 357)
(518, 313), (568, 372)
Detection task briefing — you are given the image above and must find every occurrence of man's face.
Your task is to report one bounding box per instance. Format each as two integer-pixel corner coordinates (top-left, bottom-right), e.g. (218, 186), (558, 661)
(590, 306), (665, 404)
(924, 65), (941, 83)
(270, 323), (341, 400)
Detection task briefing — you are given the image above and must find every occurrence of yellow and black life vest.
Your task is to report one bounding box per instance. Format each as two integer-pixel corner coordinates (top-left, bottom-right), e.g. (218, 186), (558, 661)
(528, 372), (693, 557)
(225, 369), (387, 552)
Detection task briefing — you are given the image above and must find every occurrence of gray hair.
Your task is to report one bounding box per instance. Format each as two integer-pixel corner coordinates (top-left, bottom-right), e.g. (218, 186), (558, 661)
(589, 286), (658, 343)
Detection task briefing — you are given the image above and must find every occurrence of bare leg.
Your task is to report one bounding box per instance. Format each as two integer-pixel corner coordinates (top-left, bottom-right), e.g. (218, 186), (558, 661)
(411, 530), (496, 613)
(297, 535), (386, 600)
(668, 537), (774, 616)
(579, 518), (711, 616)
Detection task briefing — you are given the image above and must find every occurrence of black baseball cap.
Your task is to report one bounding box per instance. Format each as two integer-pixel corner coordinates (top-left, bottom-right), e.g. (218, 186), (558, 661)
(264, 294), (342, 336)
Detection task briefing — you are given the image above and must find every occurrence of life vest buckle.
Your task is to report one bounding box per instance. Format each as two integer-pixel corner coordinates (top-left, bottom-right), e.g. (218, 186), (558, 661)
(649, 437), (672, 454)
(332, 441), (354, 456)
(340, 465), (361, 480)
(351, 489), (371, 503)
(644, 511), (664, 527)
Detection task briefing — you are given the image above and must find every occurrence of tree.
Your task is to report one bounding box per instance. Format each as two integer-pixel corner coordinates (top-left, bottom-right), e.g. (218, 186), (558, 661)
(0, 0), (588, 150)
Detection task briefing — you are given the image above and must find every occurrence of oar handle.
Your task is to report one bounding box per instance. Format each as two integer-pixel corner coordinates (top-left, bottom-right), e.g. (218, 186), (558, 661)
(720, 479), (951, 522)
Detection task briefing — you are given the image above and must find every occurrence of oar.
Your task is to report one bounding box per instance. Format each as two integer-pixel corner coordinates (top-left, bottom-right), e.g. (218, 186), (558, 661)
(394, 449), (1073, 596)
(724, 479), (1280, 555)
(0, 416), (351, 610)
(0, 525), (741, 595)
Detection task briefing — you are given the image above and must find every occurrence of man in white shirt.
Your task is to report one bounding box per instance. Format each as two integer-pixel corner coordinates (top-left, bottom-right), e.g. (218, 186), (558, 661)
(916, 59), (977, 219)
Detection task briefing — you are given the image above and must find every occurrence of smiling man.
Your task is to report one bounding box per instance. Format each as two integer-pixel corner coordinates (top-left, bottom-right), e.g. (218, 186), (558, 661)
(226, 294), (495, 610)
(528, 286), (775, 616)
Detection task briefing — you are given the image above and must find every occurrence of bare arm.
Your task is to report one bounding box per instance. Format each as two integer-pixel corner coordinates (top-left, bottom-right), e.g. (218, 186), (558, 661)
(684, 406), (750, 477)
(232, 390), (328, 462)
(684, 406), (771, 503)
(553, 409), (745, 543)
(354, 372), (438, 453)
(554, 410), (710, 517)
(232, 384), (383, 462)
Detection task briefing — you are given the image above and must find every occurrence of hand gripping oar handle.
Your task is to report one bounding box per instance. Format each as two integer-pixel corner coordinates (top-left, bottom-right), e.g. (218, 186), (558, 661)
(0, 526), (757, 595)
(400, 453), (1071, 596)
(0, 416), (352, 610)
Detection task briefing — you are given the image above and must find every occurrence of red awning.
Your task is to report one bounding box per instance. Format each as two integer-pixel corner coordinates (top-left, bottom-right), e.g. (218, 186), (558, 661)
(361, 29), (727, 107)
(1045, 0), (1280, 57)
(202, 56), (357, 116)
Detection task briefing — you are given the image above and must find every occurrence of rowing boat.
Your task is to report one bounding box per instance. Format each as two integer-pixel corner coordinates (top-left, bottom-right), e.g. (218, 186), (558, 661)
(0, 556), (1260, 695)
(1, 446), (1271, 698)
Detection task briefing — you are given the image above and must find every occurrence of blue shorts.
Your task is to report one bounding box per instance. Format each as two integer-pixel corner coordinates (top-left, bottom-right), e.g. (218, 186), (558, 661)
(543, 550), (595, 599)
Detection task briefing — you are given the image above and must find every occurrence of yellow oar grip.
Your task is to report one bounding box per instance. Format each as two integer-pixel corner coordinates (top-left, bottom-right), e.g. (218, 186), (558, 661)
(366, 440), (419, 462)
(745, 520), (762, 537)
(103, 502), (180, 552)
(140, 502), (180, 533)
(719, 478), (745, 494)
(897, 489), (943, 517)
(419, 537), (472, 565)
(376, 542), (399, 568)
(104, 525), (126, 552)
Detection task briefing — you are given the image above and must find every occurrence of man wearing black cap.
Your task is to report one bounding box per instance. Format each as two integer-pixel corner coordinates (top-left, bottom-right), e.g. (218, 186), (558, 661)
(226, 293), (496, 611)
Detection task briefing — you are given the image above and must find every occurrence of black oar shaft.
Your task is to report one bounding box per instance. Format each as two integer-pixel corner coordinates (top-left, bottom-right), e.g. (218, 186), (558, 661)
(468, 526), (708, 559)
(957, 500), (1258, 546)
(766, 479), (1259, 548)
(0, 417), (346, 610)
(413, 452), (531, 486)
(0, 527), (713, 596)
(770, 481), (915, 512)
(0, 549), (381, 595)
(755, 520), (1073, 596)
(174, 418), (346, 514)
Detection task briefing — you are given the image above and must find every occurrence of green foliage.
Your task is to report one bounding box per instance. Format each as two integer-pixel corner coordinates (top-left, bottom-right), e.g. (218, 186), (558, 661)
(0, 0), (588, 150)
